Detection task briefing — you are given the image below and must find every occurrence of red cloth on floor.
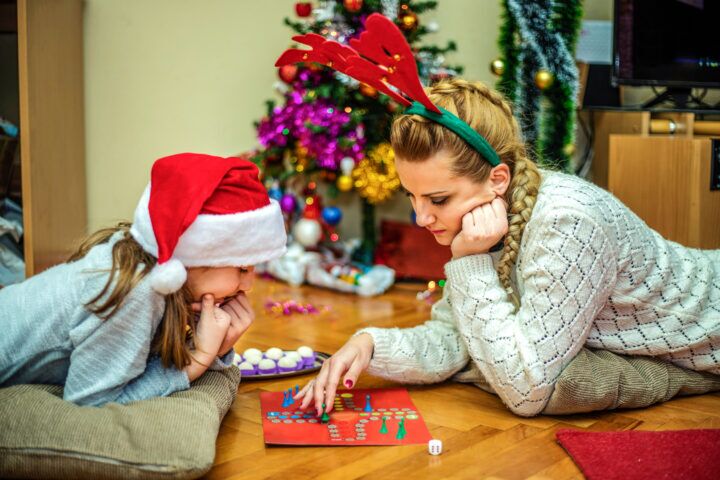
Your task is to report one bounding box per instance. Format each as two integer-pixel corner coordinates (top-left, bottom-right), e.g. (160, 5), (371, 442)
(556, 428), (720, 480)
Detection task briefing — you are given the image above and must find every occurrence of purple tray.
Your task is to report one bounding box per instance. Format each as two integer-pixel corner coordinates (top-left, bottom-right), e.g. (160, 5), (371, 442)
(239, 351), (330, 381)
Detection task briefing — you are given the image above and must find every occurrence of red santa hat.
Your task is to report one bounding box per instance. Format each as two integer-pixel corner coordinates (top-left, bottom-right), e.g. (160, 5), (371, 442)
(130, 153), (287, 294)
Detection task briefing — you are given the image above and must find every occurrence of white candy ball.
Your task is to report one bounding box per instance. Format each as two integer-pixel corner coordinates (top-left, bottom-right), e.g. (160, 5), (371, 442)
(244, 352), (262, 365)
(265, 347), (284, 361)
(278, 356), (298, 369)
(297, 345), (314, 358)
(238, 361), (255, 371)
(285, 351), (302, 363)
(243, 348), (262, 358)
(258, 358), (276, 369)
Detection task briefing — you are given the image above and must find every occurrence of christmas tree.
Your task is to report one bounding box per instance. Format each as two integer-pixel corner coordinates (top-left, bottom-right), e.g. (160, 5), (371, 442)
(251, 0), (462, 263)
(493, 0), (583, 171)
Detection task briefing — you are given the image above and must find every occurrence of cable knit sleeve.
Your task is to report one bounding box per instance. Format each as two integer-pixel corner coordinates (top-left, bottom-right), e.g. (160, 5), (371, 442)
(445, 207), (618, 416)
(356, 288), (470, 384)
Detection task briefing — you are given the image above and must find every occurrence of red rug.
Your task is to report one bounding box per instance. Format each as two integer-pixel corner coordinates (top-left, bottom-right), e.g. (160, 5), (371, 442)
(556, 428), (720, 480)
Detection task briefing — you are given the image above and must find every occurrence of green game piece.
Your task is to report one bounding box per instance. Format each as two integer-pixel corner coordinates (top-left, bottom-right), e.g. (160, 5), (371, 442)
(395, 417), (406, 440)
(320, 403), (330, 423)
(379, 416), (388, 434)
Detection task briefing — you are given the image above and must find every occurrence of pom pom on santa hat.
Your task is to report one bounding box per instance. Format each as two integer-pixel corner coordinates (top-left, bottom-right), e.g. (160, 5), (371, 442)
(130, 153), (287, 294)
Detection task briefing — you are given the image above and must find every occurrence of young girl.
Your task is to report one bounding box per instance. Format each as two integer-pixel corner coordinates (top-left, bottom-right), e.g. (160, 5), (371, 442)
(297, 78), (720, 417)
(0, 153), (286, 406)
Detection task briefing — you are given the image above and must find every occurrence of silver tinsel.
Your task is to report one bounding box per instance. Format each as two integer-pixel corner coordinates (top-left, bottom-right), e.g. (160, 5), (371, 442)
(416, 51), (457, 85)
(334, 72), (360, 88)
(381, 0), (400, 20)
(313, 0), (336, 22)
(319, 17), (355, 44)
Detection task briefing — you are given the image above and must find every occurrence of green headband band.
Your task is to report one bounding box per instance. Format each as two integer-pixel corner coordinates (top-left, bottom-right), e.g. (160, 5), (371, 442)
(404, 102), (501, 167)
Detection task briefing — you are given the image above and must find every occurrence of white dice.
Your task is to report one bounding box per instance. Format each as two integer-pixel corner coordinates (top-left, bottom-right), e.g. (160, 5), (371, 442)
(428, 439), (443, 455)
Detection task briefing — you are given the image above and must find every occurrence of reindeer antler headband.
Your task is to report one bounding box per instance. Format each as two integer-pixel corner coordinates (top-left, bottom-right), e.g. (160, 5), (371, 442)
(275, 13), (501, 167)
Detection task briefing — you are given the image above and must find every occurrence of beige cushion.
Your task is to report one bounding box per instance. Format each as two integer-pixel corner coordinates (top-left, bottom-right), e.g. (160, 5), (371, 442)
(0, 367), (240, 480)
(453, 348), (720, 415)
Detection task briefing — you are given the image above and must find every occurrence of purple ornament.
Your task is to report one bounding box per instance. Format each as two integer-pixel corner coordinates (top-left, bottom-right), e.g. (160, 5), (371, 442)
(280, 194), (297, 213)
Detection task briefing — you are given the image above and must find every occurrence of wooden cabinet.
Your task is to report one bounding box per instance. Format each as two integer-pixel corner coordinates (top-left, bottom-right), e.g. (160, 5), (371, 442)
(609, 134), (720, 248)
(596, 109), (720, 249)
(2, 0), (86, 277)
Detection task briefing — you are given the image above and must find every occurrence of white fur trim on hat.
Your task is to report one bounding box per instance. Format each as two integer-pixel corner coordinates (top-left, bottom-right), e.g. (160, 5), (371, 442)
(150, 258), (187, 295)
(130, 184), (287, 293)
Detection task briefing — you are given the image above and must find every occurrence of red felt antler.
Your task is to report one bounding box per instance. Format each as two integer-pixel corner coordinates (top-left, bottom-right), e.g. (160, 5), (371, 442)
(275, 13), (440, 114)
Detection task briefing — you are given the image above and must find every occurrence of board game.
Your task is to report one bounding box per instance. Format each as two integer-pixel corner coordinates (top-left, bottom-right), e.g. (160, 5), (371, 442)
(260, 388), (432, 446)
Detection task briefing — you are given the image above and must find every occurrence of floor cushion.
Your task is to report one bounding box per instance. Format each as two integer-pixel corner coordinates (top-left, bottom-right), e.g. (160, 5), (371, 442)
(0, 366), (240, 479)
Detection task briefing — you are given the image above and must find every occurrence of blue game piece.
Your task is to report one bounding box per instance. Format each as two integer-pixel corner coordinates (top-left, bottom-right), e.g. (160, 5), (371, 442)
(364, 394), (372, 412)
(295, 384), (300, 395)
(286, 388), (295, 406)
(281, 390), (289, 408)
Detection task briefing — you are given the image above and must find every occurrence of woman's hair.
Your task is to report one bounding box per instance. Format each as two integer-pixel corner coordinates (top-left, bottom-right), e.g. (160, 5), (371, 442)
(68, 222), (193, 370)
(390, 78), (542, 304)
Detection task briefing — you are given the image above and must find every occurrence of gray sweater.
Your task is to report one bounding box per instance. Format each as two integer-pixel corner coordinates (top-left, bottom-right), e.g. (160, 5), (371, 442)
(0, 232), (232, 406)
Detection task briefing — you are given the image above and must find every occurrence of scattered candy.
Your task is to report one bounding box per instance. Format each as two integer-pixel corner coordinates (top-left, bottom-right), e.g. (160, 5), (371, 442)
(264, 299), (324, 316)
(416, 279), (446, 302)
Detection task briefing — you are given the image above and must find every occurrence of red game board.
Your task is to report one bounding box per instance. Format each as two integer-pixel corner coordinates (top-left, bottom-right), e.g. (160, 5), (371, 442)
(260, 388), (432, 446)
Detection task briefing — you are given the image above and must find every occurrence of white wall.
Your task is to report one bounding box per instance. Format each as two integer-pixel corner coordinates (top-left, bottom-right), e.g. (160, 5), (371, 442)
(83, 0), (503, 235)
(83, 0), (611, 237)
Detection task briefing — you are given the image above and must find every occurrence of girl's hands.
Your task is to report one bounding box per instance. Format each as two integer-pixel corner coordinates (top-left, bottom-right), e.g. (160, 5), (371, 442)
(450, 197), (509, 259)
(185, 294), (231, 381)
(216, 292), (255, 356)
(294, 333), (374, 416)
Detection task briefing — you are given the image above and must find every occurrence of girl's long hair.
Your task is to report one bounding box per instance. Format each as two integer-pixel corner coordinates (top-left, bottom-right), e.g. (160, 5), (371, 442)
(390, 78), (542, 305)
(68, 222), (193, 369)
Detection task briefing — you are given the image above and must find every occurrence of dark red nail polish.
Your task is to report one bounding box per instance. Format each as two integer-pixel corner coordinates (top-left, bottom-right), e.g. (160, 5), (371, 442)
(345, 379), (353, 388)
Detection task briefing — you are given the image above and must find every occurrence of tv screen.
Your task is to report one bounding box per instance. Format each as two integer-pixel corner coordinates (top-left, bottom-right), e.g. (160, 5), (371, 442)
(613, 0), (720, 88)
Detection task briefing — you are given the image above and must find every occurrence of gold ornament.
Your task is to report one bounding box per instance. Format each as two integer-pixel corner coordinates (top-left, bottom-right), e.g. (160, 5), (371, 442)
(351, 143), (401, 204)
(359, 82), (378, 98)
(399, 11), (418, 31)
(534, 69), (554, 90)
(295, 143), (309, 163)
(563, 143), (576, 157)
(337, 175), (354, 192)
(490, 58), (505, 76)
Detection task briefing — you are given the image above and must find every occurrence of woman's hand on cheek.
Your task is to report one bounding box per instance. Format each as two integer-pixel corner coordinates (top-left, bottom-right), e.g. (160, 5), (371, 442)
(217, 291), (255, 356)
(450, 197), (508, 259)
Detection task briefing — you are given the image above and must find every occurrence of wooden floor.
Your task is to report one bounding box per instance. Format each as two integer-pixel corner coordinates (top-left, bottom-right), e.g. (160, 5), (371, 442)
(207, 277), (720, 479)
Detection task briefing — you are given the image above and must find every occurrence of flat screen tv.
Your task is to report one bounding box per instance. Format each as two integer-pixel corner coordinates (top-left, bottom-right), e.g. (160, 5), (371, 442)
(613, 0), (720, 107)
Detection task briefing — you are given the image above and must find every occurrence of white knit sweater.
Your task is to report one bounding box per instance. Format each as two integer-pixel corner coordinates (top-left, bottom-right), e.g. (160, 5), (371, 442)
(359, 171), (720, 416)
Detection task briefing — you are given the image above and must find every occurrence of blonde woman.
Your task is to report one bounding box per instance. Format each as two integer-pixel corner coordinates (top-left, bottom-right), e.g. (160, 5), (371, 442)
(296, 79), (720, 417)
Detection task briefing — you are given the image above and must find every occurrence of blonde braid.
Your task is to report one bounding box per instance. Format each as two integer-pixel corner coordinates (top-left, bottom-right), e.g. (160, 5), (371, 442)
(432, 79), (543, 306)
(497, 156), (541, 306)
